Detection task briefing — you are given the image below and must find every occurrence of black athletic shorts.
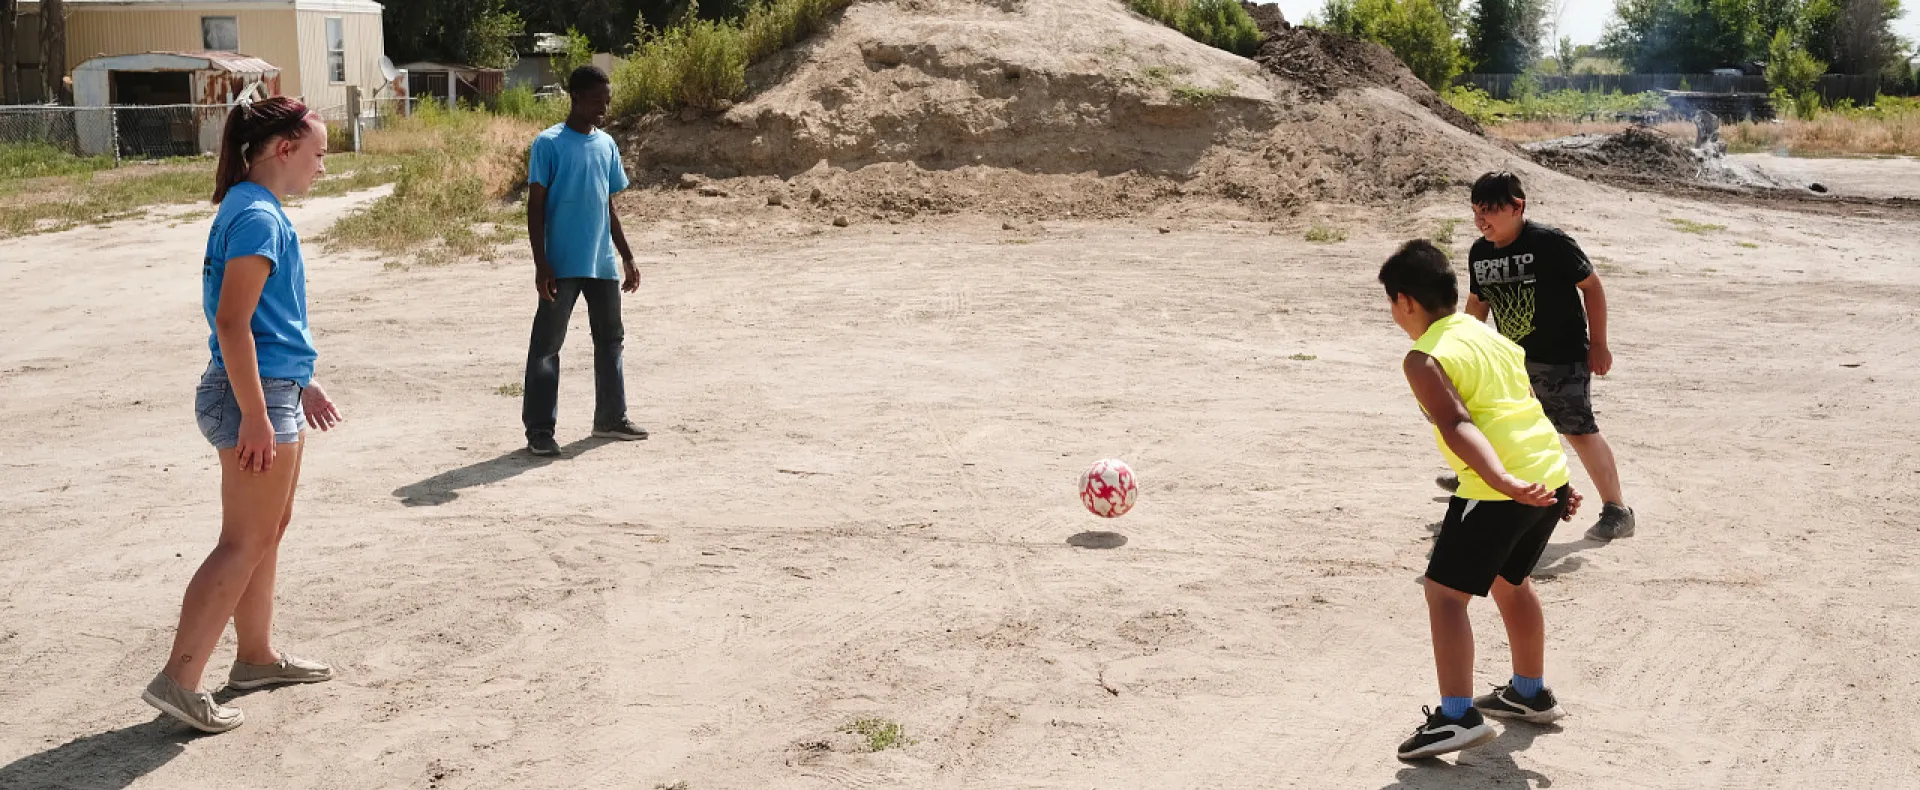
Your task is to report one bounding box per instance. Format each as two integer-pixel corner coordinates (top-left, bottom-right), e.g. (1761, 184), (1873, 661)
(1527, 361), (1599, 436)
(1426, 485), (1572, 597)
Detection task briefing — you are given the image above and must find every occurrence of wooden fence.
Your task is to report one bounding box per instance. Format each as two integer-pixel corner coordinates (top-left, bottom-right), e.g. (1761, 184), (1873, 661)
(1459, 73), (1888, 106)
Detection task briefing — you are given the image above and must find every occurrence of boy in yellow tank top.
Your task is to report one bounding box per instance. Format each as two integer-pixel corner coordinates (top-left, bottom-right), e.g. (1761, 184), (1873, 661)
(1380, 240), (1586, 760)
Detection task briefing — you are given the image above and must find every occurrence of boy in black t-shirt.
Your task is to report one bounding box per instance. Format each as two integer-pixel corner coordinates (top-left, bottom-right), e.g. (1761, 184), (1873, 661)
(1440, 172), (1636, 541)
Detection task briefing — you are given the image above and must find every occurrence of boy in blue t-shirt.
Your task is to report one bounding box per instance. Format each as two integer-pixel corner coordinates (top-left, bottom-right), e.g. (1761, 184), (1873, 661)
(522, 66), (645, 456)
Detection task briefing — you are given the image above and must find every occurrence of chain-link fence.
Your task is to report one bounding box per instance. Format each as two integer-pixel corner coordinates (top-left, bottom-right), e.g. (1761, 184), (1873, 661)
(1, 104), (228, 164)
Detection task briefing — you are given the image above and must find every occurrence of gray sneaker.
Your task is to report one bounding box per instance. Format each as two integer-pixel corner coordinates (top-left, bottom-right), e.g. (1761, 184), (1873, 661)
(228, 654), (334, 690)
(1585, 503), (1636, 541)
(591, 420), (649, 441)
(143, 671), (244, 733)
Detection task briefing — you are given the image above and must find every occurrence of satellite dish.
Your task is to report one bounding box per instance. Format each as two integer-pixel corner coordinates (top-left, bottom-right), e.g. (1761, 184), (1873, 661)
(379, 56), (400, 83)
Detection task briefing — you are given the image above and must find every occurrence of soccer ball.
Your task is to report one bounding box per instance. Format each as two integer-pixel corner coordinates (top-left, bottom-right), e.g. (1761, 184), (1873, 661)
(1079, 459), (1137, 518)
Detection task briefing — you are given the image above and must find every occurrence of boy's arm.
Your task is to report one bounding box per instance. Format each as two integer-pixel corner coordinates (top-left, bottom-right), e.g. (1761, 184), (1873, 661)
(1575, 273), (1610, 375)
(1404, 351), (1558, 507)
(528, 184), (555, 302)
(611, 205), (638, 293)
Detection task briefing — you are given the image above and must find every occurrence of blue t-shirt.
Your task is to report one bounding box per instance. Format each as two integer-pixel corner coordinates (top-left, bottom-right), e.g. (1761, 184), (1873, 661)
(527, 123), (630, 280)
(203, 181), (317, 386)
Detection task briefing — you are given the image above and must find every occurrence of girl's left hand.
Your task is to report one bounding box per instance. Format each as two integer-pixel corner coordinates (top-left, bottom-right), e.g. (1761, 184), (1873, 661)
(303, 382), (343, 432)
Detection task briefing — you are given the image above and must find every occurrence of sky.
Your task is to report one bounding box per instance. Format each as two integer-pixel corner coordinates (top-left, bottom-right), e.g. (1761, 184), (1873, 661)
(1268, 0), (1920, 50)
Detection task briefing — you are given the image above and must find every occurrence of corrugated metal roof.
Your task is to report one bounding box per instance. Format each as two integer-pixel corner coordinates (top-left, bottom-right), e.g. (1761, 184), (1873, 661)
(76, 51), (280, 73)
(172, 51), (280, 73)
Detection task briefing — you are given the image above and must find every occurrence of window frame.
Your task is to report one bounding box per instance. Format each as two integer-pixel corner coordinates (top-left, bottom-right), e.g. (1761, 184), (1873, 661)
(325, 17), (347, 84)
(201, 16), (239, 52)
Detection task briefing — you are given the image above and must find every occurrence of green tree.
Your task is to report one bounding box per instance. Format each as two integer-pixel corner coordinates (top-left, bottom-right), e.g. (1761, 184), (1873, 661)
(1603, 0), (1905, 75)
(463, 8), (526, 69)
(1767, 27), (1827, 118)
(1601, 0), (1749, 73)
(385, 0), (525, 67)
(1554, 35), (1576, 74)
(1467, 0), (1547, 73)
(1827, 0), (1904, 75)
(1319, 0), (1467, 88)
(558, 27), (598, 77)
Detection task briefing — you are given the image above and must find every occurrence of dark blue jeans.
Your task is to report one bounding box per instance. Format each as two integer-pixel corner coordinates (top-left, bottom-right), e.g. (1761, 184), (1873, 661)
(523, 278), (626, 439)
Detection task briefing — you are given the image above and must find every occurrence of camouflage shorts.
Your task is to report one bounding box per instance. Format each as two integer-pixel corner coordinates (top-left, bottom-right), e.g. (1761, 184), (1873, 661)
(1526, 361), (1599, 436)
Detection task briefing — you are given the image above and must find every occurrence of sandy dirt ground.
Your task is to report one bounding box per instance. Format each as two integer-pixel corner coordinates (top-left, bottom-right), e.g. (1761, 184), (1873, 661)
(1728, 153), (1920, 201)
(3, 164), (1919, 789)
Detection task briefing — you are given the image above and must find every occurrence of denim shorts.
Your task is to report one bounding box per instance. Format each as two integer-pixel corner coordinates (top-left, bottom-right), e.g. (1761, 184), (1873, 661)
(194, 363), (305, 449)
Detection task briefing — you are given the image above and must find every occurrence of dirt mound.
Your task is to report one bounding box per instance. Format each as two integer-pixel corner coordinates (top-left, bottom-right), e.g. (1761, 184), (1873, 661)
(1524, 126), (1791, 192)
(615, 0), (1547, 220)
(1253, 25), (1484, 136)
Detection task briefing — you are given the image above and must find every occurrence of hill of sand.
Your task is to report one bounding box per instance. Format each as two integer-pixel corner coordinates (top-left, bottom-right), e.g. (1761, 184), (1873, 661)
(613, 0), (1571, 221)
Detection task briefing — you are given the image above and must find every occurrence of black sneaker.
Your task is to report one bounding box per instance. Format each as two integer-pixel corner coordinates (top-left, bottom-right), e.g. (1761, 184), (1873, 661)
(1472, 684), (1566, 723)
(1436, 473), (1460, 493)
(1396, 706), (1496, 760)
(527, 434), (562, 457)
(1585, 502), (1635, 541)
(591, 420), (649, 441)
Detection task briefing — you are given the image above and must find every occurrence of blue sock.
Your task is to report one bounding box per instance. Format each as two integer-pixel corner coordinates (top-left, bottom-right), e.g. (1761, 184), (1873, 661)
(1440, 696), (1472, 719)
(1512, 674), (1544, 699)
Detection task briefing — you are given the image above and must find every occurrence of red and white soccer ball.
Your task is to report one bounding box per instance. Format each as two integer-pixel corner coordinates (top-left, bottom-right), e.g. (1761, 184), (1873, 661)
(1079, 459), (1137, 518)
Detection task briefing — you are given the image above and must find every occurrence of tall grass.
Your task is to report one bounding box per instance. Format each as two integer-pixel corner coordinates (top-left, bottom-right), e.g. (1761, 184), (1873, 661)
(612, 0), (853, 118)
(0, 98), (556, 241)
(1444, 85), (1667, 126)
(1129, 0), (1262, 57)
(1480, 95), (1920, 157)
(0, 163), (209, 237)
(1723, 100), (1920, 156)
(0, 142), (115, 182)
(322, 106), (545, 265)
(492, 85), (572, 126)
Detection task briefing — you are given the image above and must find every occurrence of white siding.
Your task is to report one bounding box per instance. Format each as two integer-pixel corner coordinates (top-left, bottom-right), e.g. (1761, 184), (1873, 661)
(294, 9), (383, 113)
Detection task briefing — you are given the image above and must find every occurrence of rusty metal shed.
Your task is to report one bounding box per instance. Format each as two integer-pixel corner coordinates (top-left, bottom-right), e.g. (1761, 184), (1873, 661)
(71, 51), (282, 158)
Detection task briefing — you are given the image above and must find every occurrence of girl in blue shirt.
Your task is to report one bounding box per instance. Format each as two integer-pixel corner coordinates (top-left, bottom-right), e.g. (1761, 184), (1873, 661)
(143, 97), (343, 733)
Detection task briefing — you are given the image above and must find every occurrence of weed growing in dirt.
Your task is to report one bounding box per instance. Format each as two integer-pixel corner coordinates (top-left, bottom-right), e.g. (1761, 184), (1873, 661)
(1668, 218), (1727, 234)
(1431, 218), (1462, 245)
(1172, 82), (1235, 105)
(497, 383), (525, 397)
(842, 719), (911, 751)
(1305, 223), (1348, 243)
(309, 153), (408, 198)
(1289, 353), (1318, 361)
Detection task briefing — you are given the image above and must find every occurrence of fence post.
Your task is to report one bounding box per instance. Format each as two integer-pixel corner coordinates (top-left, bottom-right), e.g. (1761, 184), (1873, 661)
(109, 107), (121, 168)
(346, 85), (362, 153)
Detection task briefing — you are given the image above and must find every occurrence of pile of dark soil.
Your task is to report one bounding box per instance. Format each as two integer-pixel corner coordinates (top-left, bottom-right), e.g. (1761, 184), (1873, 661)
(1252, 24), (1485, 136)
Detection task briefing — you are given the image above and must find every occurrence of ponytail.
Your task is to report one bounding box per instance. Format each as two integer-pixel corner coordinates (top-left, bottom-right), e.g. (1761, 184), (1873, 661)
(213, 96), (316, 204)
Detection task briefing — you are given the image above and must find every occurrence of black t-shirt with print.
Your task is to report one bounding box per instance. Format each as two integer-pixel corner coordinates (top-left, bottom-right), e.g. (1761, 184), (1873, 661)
(1467, 221), (1595, 365)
